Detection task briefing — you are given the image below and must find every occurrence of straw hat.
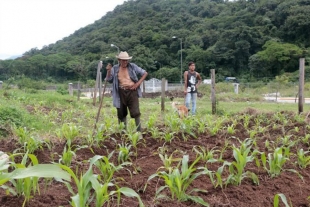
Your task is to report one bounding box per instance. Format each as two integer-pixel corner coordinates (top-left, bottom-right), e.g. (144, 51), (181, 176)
(116, 51), (132, 60)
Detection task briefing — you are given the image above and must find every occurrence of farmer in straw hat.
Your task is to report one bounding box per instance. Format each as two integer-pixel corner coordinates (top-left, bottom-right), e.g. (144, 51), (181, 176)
(106, 51), (148, 132)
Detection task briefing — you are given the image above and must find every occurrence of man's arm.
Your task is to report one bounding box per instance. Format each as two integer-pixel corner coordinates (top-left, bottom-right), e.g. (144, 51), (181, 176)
(105, 67), (114, 83)
(196, 72), (202, 87)
(131, 71), (148, 90)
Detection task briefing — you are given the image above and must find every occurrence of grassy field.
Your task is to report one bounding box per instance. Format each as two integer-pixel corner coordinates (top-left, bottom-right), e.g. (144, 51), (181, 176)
(1, 88), (310, 207)
(1, 88), (309, 134)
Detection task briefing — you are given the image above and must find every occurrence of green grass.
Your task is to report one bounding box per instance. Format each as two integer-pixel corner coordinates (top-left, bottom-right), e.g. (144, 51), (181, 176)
(1, 88), (309, 137)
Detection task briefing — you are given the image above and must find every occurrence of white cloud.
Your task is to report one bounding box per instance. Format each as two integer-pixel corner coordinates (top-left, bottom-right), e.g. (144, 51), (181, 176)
(0, 0), (126, 59)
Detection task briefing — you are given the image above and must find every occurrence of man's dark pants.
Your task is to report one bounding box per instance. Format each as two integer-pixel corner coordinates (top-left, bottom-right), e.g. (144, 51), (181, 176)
(117, 88), (141, 131)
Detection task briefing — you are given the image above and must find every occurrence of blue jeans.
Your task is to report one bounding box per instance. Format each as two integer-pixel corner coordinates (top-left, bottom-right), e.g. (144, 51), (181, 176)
(185, 92), (197, 115)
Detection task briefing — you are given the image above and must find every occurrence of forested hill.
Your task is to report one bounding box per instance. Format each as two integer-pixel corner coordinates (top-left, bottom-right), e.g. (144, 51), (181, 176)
(1, 0), (309, 82)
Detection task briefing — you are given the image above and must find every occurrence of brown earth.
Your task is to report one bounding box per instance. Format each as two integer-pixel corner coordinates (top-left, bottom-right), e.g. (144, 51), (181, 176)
(1, 111), (310, 207)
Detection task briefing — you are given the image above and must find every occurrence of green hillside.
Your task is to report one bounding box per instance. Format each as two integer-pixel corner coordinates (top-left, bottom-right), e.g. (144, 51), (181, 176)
(0, 0), (309, 83)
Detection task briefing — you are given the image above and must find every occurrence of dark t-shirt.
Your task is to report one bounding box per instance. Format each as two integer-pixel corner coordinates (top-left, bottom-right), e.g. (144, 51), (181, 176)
(186, 71), (197, 93)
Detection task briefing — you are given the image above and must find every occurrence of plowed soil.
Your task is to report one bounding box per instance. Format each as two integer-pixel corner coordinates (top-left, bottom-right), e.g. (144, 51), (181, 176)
(1, 111), (310, 207)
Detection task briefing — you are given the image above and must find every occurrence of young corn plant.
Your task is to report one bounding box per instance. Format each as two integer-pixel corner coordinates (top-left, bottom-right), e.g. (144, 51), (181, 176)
(93, 151), (131, 183)
(126, 132), (144, 156)
(225, 124), (236, 135)
(90, 178), (145, 207)
(192, 146), (218, 163)
(274, 193), (293, 207)
(149, 127), (162, 139)
(162, 131), (176, 143)
(145, 155), (209, 206)
(198, 165), (224, 189)
(1, 152), (70, 207)
(195, 118), (206, 134)
(247, 129), (257, 139)
(22, 136), (45, 154)
(61, 155), (101, 207)
(59, 145), (76, 167)
(277, 135), (296, 148)
(13, 126), (32, 145)
(296, 149), (310, 169)
(164, 114), (180, 132)
(224, 145), (259, 186)
(206, 117), (224, 136)
(60, 123), (80, 147)
(242, 114), (251, 129)
(118, 143), (133, 164)
(158, 150), (182, 172)
(62, 155), (144, 207)
(146, 113), (157, 129)
(261, 147), (300, 178)
(180, 118), (196, 138)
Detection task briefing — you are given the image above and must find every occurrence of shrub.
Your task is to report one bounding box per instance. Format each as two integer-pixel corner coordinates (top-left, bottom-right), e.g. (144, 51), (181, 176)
(0, 106), (23, 127)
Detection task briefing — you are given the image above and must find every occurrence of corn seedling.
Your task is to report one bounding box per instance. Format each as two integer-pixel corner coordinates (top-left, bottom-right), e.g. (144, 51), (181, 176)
(192, 146), (218, 163)
(162, 131), (175, 143)
(224, 145), (259, 186)
(261, 147), (300, 178)
(22, 136), (45, 154)
(302, 134), (310, 144)
(59, 145), (76, 167)
(146, 113), (157, 129)
(93, 124), (110, 145)
(126, 119), (137, 134)
(195, 118), (206, 134)
(158, 150), (182, 172)
(149, 127), (162, 139)
(90, 177), (144, 207)
(110, 187), (145, 207)
(296, 149), (310, 169)
(242, 114), (251, 129)
(61, 109), (74, 123)
(61, 155), (101, 207)
(61, 123), (80, 147)
(14, 126), (32, 145)
(273, 193), (293, 207)
(164, 114), (180, 132)
(218, 139), (229, 162)
(145, 155), (209, 206)
(293, 114), (305, 124)
(247, 129), (257, 139)
(118, 143), (133, 164)
(1, 152), (70, 207)
(94, 152), (131, 183)
(198, 165), (224, 189)
(126, 132), (144, 155)
(277, 135), (296, 148)
(59, 144), (88, 167)
(226, 124), (236, 135)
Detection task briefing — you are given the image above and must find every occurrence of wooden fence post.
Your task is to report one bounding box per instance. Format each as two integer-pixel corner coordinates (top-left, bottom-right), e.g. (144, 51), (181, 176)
(93, 61), (102, 106)
(211, 69), (216, 115)
(77, 81), (81, 101)
(161, 78), (166, 112)
(298, 58), (305, 114)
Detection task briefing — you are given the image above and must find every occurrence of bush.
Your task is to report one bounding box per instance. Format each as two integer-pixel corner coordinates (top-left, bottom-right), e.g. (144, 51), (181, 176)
(17, 77), (46, 90)
(0, 106), (24, 127)
(57, 85), (68, 95)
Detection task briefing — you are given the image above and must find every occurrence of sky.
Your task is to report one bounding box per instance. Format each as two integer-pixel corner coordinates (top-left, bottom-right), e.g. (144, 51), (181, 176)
(0, 0), (126, 60)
